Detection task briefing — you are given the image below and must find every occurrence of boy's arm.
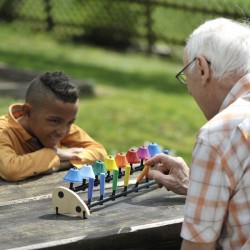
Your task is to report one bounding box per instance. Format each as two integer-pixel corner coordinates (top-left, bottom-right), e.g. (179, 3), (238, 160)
(0, 140), (60, 181)
(60, 124), (107, 164)
(0, 124), (107, 181)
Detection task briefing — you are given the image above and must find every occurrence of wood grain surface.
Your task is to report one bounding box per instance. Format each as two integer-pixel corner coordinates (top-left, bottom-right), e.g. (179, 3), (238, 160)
(0, 170), (185, 250)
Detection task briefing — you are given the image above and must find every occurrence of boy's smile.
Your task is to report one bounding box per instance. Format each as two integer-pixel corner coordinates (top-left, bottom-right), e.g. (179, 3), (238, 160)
(20, 99), (79, 148)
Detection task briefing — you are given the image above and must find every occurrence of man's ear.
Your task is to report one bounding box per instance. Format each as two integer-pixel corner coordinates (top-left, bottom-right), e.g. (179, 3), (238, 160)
(21, 103), (32, 118)
(197, 55), (211, 86)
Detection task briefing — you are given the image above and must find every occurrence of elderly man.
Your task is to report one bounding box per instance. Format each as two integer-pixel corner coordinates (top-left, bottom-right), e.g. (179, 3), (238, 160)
(145, 18), (250, 250)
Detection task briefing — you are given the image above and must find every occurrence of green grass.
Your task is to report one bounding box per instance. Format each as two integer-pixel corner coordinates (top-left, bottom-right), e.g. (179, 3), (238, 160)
(77, 87), (205, 162)
(0, 24), (184, 93)
(0, 23), (206, 164)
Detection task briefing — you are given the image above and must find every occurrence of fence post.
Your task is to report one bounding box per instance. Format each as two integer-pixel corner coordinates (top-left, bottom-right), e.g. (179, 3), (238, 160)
(145, 0), (154, 54)
(44, 0), (54, 31)
(0, 0), (21, 22)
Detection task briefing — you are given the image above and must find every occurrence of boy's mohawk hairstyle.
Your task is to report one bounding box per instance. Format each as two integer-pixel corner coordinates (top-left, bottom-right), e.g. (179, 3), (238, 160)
(39, 71), (79, 103)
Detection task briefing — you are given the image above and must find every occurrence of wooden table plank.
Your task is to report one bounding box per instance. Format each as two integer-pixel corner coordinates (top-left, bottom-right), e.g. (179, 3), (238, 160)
(0, 172), (66, 202)
(0, 170), (185, 250)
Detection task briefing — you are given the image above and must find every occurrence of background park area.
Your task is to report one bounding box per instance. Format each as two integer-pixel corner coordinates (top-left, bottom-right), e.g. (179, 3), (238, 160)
(0, 0), (249, 164)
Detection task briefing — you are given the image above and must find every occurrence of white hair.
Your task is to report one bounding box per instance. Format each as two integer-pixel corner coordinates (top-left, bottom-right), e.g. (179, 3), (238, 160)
(185, 18), (250, 80)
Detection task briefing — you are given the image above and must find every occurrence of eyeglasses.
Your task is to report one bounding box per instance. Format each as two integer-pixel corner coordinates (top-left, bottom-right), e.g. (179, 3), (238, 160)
(175, 58), (211, 85)
(175, 58), (197, 85)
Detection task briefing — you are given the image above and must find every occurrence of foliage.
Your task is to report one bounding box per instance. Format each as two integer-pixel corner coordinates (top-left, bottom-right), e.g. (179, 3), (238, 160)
(1, 0), (250, 49)
(74, 0), (140, 49)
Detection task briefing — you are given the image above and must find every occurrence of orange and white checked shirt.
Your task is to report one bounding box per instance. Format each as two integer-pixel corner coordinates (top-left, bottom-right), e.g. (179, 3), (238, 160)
(181, 74), (250, 249)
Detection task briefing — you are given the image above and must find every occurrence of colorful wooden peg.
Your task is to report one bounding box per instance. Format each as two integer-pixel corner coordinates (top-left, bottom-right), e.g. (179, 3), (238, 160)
(137, 146), (150, 167)
(87, 178), (95, 205)
(123, 165), (131, 194)
(79, 164), (95, 180)
(111, 168), (119, 199)
(126, 149), (140, 174)
(79, 164), (95, 191)
(147, 142), (161, 157)
(99, 173), (106, 204)
(63, 168), (82, 190)
(115, 152), (128, 178)
(134, 165), (150, 191)
(104, 156), (117, 181)
(92, 160), (106, 185)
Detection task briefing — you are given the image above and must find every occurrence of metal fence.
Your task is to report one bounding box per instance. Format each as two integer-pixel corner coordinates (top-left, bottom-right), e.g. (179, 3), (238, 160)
(0, 0), (250, 53)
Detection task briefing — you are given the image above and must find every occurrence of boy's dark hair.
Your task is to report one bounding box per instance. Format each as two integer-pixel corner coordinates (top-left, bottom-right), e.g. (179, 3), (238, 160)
(26, 71), (79, 105)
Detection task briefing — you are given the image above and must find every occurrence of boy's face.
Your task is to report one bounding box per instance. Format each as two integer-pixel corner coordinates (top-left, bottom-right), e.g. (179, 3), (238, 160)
(25, 99), (79, 148)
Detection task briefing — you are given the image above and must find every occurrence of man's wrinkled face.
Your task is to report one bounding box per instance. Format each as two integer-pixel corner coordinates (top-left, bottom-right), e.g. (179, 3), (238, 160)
(186, 61), (203, 100)
(184, 55), (221, 120)
(26, 99), (78, 148)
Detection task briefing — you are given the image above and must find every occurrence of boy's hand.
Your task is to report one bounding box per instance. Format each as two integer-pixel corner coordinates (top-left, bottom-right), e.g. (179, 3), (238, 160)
(56, 147), (84, 162)
(145, 153), (189, 195)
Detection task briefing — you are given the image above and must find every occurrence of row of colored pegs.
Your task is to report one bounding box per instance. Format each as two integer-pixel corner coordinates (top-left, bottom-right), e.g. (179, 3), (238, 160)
(87, 164), (153, 208)
(63, 142), (168, 191)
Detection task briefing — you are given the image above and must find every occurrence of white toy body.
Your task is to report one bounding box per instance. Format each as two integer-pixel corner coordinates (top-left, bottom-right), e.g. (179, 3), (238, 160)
(52, 186), (90, 219)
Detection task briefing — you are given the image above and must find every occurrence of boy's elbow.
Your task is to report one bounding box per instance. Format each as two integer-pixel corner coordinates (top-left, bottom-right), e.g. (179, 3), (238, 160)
(1, 171), (23, 182)
(0, 158), (31, 181)
(0, 166), (25, 182)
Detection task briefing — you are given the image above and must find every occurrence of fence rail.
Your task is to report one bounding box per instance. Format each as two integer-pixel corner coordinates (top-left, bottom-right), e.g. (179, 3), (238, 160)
(0, 0), (250, 53)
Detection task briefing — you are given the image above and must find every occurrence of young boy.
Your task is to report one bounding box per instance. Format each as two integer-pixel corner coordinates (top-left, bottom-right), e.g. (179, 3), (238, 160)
(0, 71), (107, 181)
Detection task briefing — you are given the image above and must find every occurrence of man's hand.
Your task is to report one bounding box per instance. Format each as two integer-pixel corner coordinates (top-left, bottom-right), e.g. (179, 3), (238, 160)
(145, 153), (189, 195)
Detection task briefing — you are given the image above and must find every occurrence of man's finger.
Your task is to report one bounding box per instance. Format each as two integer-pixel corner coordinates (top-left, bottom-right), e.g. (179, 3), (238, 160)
(145, 154), (163, 166)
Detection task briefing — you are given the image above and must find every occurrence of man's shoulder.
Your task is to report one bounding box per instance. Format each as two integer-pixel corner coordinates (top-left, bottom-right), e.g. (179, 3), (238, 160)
(198, 101), (250, 147)
(205, 97), (250, 129)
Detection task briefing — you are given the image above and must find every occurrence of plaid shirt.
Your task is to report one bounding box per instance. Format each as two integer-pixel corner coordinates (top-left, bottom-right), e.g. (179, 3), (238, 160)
(181, 74), (250, 249)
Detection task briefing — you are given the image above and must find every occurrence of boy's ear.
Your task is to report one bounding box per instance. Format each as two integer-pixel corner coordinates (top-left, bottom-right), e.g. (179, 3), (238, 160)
(22, 103), (32, 118)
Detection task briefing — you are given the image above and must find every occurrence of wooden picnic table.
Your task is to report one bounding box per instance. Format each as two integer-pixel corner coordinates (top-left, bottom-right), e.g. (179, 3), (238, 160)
(0, 170), (185, 250)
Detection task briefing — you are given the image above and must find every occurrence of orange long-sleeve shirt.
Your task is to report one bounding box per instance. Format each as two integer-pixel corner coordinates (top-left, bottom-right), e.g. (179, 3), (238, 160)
(0, 104), (107, 181)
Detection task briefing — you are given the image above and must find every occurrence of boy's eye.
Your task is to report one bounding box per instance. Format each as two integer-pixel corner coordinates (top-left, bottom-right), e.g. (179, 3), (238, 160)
(49, 119), (60, 124)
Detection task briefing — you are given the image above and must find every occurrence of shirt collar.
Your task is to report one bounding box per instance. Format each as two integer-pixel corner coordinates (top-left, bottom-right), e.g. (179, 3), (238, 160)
(220, 73), (250, 112)
(8, 104), (32, 141)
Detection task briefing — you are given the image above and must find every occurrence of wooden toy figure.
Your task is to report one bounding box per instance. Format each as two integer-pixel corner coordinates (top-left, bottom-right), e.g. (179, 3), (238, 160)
(52, 186), (90, 219)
